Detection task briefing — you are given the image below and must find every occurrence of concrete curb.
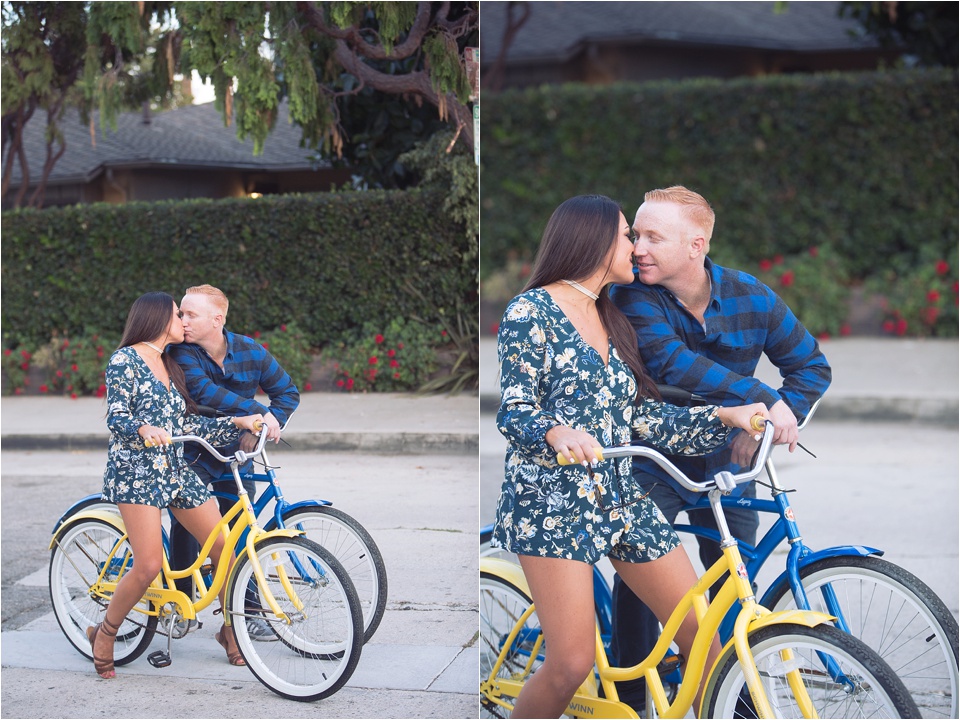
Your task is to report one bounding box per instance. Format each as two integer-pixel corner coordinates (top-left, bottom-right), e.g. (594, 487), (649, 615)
(0, 431), (479, 454)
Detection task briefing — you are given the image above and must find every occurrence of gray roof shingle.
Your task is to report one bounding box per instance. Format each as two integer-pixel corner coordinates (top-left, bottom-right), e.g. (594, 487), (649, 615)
(481, 1), (879, 65)
(4, 100), (322, 185)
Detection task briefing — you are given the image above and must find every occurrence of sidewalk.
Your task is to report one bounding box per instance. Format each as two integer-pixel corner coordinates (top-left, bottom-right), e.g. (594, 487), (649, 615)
(1, 391), (478, 453)
(479, 337), (960, 424)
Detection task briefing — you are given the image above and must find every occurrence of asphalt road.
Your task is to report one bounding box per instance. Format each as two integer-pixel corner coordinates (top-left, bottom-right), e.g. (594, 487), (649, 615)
(481, 416), (960, 619)
(1, 448), (478, 719)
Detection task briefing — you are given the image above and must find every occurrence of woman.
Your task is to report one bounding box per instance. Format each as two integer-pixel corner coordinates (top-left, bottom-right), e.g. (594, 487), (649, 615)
(492, 195), (769, 717)
(89, 291), (263, 679)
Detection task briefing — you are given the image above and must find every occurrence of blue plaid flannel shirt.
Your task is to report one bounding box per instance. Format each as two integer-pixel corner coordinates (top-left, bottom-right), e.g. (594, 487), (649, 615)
(169, 329), (300, 480)
(610, 257), (831, 502)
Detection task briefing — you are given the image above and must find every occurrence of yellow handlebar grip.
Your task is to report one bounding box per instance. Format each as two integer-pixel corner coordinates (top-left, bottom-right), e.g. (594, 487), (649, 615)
(750, 414), (767, 432)
(556, 448), (604, 465)
(144, 439), (153, 447)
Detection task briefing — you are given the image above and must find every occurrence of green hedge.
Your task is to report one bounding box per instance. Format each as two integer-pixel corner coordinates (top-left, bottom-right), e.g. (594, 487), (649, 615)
(479, 69), (958, 280)
(1, 190), (475, 348)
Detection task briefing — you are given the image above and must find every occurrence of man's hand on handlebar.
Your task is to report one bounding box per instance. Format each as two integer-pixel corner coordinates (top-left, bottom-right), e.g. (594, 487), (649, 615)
(768, 400), (799, 452)
(716, 402), (770, 438)
(232, 414), (265, 434)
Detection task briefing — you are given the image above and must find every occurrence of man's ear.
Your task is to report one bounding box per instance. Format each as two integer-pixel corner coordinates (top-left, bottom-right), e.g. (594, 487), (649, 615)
(689, 234), (706, 258)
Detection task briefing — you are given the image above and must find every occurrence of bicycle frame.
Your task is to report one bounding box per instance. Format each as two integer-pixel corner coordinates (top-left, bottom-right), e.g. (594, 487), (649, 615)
(481, 424), (837, 719)
(675, 454), (882, 644)
(50, 432), (305, 630)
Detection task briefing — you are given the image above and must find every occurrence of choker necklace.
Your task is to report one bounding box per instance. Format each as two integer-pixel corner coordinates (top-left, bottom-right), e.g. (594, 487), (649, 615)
(141, 341), (164, 355)
(562, 279), (599, 301)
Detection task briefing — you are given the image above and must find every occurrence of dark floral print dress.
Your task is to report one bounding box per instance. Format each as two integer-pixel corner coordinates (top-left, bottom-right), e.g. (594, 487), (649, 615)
(492, 288), (734, 564)
(102, 346), (241, 509)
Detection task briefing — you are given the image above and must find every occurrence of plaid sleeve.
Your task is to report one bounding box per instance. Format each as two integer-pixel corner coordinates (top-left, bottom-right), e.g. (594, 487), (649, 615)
(170, 343), (270, 417)
(254, 348), (299, 426)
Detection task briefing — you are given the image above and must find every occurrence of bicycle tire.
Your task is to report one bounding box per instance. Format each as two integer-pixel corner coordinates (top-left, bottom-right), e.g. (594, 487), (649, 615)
(704, 622), (920, 718)
(479, 570), (543, 717)
(49, 518), (157, 665)
(228, 536), (363, 702)
(280, 505), (387, 643)
(764, 554), (959, 719)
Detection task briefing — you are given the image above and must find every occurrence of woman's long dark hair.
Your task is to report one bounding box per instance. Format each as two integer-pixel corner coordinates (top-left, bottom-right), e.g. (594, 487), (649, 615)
(119, 291), (198, 414)
(524, 195), (661, 402)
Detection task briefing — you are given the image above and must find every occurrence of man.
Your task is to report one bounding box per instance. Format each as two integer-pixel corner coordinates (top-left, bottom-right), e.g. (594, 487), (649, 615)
(608, 186), (831, 709)
(168, 284), (300, 640)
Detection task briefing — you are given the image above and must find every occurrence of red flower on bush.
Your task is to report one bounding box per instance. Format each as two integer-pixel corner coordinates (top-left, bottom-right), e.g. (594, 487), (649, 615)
(759, 259), (773, 272)
(336, 379), (345, 388)
(397, 342), (404, 350)
(840, 324), (851, 337)
(773, 254), (783, 265)
(56, 370), (63, 378)
(280, 324), (287, 332)
(96, 384), (107, 397)
(39, 384), (49, 393)
(262, 342), (269, 349)
(809, 247), (819, 258)
(70, 392), (78, 400)
(387, 349), (396, 358)
(254, 331), (261, 338)
(369, 356), (378, 365)
(440, 330), (447, 337)
(935, 260), (949, 275)
(304, 382), (312, 391)
(3, 349), (11, 356)
(71, 363), (79, 372)
(923, 307), (940, 325)
(882, 320), (895, 333)
(389, 359), (399, 368)
(346, 378), (354, 390)
(393, 372), (401, 380)
(927, 290), (941, 303)
(20, 350), (30, 359)
(780, 270), (795, 288)
(374, 334), (384, 344)
(895, 318), (908, 336)
(490, 323), (500, 335)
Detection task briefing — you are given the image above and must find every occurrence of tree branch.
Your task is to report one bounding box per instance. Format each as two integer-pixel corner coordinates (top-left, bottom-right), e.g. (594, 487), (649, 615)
(299, 1), (434, 61)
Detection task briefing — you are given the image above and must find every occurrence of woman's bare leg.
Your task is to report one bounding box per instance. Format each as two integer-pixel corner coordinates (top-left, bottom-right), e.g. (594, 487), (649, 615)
(510, 555), (597, 719)
(611, 547), (722, 715)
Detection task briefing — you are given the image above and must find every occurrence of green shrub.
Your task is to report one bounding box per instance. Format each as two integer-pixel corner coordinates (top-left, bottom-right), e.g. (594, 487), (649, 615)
(1, 189), (474, 349)
(249, 322), (313, 393)
(1, 344), (35, 395)
(869, 253), (960, 338)
(752, 245), (851, 339)
(479, 68), (957, 287)
(325, 317), (444, 392)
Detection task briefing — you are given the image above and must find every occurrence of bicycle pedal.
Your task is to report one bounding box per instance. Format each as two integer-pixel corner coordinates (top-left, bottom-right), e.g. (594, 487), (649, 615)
(147, 650), (172, 668)
(657, 653), (683, 676)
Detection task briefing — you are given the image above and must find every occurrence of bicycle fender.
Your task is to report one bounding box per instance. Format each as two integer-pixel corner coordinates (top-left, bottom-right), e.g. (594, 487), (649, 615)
(747, 609), (837, 633)
(49, 508), (126, 549)
(261, 500), (333, 531)
(51, 493), (111, 533)
(480, 557), (531, 597)
(757, 545), (884, 608)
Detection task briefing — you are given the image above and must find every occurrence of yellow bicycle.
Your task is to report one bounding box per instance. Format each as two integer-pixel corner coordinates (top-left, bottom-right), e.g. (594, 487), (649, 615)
(49, 428), (363, 702)
(480, 421), (919, 718)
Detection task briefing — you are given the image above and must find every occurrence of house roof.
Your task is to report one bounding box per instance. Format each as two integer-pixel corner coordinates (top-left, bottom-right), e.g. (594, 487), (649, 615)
(4, 100), (325, 186)
(480, 1), (880, 65)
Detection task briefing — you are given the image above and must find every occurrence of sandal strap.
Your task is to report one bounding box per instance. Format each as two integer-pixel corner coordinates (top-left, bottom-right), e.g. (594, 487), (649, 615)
(100, 617), (122, 637)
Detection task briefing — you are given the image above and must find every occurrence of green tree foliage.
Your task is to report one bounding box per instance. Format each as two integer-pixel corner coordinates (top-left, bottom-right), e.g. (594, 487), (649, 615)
(839, 1), (958, 68)
(2, 2), (478, 206)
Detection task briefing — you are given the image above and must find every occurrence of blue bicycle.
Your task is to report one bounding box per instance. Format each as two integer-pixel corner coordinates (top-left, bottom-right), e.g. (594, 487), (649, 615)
(481, 394), (959, 718)
(54, 414), (387, 644)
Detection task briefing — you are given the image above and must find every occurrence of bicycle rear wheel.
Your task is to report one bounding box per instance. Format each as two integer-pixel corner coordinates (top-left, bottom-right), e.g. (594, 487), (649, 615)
(280, 506), (386, 643)
(765, 555), (959, 718)
(49, 518), (157, 665)
(229, 536), (363, 702)
(704, 622), (920, 718)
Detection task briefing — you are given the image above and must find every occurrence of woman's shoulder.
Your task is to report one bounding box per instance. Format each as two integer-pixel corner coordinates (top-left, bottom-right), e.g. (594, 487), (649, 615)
(108, 346), (137, 366)
(503, 287), (555, 322)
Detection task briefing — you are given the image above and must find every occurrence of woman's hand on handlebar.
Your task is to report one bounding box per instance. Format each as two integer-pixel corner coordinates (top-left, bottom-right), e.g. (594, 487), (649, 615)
(546, 424), (602, 466)
(716, 403), (770, 440)
(139, 424), (171, 447)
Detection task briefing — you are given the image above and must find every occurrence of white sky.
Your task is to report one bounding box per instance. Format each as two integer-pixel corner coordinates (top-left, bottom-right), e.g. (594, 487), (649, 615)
(190, 70), (217, 105)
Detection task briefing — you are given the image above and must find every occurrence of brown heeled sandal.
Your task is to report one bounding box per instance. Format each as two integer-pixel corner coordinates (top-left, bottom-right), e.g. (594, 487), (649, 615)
(216, 625), (246, 666)
(86, 616), (121, 679)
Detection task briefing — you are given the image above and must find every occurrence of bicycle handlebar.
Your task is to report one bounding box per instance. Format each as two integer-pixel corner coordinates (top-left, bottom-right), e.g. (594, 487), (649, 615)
(556, 419), (776, 496)
(168, 420), (270, 465)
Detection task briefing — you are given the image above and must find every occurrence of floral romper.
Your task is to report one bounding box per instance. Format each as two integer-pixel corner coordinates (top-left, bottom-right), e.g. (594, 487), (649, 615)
(492, 288), (734, 565)
(102, 346), (242, 509)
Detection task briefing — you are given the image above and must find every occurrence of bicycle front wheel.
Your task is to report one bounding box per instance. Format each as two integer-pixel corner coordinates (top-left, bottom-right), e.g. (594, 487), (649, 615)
(765, 555), (959, 718)
(229, 536), (363, 702)
(704, 622), (920, 718)
(480, 570), (543, 718)
(280, 506), (387, 643)
(49, 518), (157, 665)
